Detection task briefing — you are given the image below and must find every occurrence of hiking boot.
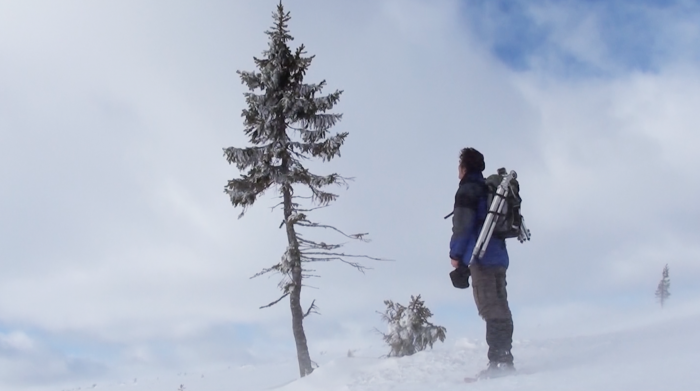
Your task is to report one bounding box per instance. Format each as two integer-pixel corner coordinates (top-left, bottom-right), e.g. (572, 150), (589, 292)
(475, 361), (516, 380)
(486, 319), (514, 364)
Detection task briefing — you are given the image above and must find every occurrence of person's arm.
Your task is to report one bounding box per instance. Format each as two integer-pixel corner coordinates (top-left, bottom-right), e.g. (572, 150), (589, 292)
(449, 183), (479, 262)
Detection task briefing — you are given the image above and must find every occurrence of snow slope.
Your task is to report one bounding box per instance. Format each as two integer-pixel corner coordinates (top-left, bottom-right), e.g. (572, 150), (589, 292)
(54, 309), (699, 391)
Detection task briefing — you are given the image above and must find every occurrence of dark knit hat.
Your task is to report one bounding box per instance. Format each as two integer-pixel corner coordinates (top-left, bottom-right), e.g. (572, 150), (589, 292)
(460, 147), (485, 173)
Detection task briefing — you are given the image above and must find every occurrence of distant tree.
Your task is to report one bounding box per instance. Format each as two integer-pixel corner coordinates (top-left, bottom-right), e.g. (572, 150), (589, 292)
(655, 264), (671, 307)
(223, 2), (380, 377)
(378, 295), (446, 357)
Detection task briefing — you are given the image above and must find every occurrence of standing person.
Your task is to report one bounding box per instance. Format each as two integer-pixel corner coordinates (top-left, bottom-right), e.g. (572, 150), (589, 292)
(449, 147), (515, 378)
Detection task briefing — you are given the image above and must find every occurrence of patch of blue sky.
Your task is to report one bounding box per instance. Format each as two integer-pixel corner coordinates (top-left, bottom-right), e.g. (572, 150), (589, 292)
(0, 322), (261, 367)
(464, 0), (548, 71)
(459, 0), (700, 76)
(37, 329), (120, 363)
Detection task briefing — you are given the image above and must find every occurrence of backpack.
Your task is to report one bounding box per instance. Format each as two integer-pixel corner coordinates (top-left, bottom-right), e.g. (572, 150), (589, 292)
(484, 167), (528, 242)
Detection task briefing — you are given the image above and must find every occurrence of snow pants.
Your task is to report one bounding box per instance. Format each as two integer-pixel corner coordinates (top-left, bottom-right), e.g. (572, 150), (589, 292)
(469, 263), (514, 364)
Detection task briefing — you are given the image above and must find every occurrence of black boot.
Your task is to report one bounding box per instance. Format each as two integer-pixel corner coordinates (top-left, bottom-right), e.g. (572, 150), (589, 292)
(486, 318), (514, 366)
(475, 361), (515, 379)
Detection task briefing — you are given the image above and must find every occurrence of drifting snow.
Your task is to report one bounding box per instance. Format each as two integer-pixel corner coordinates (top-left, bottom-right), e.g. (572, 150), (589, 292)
(49, 308), (700, 391)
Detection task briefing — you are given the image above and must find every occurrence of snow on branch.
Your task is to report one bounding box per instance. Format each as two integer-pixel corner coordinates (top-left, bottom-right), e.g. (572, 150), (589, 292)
(308, 187), (338, 206)
(298, 80), (325, 96)
(298, 113), (343, 133)
(309, 133), (348, 161)
(312, 90), (342, 112)
(237, 70), (264, 90)
(313, 172), (348, 188)
(223, 146), (267, 171)
(287, 133), (348, 162)
(251, 246), (295, 280)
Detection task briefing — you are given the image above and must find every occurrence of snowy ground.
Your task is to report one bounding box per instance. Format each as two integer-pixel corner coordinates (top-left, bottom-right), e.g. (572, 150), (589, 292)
(48, 306), (700, 391)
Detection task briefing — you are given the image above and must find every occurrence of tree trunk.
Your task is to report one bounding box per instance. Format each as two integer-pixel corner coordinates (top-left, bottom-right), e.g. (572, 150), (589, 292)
(283, 185), (314, 377)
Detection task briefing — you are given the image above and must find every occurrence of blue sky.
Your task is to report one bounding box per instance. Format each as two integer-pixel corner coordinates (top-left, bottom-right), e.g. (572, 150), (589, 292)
(1, 0), (700, 389)
(462, 0), (700, 75)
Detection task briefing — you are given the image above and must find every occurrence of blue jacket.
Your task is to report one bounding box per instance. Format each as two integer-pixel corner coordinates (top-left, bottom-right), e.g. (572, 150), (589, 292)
(449, 172), (509, 268)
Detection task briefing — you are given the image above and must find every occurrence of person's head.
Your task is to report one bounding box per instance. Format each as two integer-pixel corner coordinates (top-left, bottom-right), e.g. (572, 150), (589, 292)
(458, 147), (485, 179)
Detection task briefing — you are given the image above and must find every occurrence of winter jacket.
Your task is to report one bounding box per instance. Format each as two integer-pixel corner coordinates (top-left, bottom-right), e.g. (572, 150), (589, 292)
(449, 172), (509, 268)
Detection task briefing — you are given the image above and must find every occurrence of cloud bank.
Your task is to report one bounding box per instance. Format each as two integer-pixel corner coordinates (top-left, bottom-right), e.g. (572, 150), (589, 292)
(1, 0), (699, 388)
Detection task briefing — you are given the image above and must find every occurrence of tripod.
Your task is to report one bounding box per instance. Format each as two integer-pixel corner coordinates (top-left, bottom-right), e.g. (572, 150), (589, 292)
(469, 170), (531, 265)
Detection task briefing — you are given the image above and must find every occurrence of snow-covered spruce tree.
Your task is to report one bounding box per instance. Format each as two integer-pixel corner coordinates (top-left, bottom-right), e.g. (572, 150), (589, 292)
(223, 3), (378, 378)
(655, 264), (671, 308)
(379, 295), (446, 357)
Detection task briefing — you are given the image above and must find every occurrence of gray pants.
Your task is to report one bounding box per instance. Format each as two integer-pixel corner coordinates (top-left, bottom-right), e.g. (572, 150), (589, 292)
(469, 263), (514, 364)
(470, 263), (512, 320)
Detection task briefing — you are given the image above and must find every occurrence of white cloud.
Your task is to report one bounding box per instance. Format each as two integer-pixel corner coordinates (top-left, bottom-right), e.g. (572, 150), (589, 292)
(524, 0), (700, 73)
(1, 0), (700, 387)
(0, 331), (35, 352)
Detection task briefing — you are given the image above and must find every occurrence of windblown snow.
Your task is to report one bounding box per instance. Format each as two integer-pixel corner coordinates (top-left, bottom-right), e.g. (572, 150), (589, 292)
(52, 307), (699, 391)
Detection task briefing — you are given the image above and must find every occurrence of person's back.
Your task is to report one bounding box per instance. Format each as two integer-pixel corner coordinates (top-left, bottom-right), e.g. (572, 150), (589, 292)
(449, 147), (514, 378)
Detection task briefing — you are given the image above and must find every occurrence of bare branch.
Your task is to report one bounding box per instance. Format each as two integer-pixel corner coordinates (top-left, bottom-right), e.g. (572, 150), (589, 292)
(269, 201), (284, 213)
(303, 300), (319, 318)
(302, 251), (390, 261)
(300, 255), (371, 273)
(296, 221), (371, 242)
(297, 238), (344, 251)
(301, 256), (344, 262)
(260, 293), (290, 309)
(295, 205), (331, 213)
(250, 266), (277, 279)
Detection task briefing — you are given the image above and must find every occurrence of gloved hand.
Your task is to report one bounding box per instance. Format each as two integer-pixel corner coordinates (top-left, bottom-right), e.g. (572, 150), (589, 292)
(449, 263), (471, 289)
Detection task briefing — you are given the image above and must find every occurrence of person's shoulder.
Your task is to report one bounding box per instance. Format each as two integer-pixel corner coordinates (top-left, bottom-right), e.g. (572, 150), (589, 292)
(457, 181), (485, 197)
(455, 180), (485, 207)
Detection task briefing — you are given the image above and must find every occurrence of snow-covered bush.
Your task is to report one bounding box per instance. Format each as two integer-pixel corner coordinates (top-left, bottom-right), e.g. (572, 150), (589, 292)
(379, 295), (446, 357)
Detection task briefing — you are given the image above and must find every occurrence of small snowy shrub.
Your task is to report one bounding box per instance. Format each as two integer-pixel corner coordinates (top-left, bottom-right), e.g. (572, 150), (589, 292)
(379, 295), (446, 357)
